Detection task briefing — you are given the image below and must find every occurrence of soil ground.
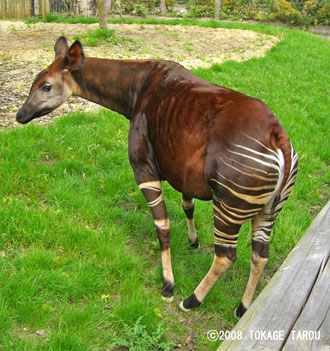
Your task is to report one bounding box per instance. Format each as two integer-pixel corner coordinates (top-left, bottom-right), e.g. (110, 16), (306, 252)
(0, 20), (279, 129)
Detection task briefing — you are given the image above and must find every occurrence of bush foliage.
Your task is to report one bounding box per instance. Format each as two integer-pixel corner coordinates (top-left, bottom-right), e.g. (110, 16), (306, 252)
(106, 0), (329, 26)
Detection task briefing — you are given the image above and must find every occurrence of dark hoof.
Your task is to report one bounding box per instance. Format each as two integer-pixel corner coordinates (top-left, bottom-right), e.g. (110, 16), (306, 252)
(179, 293), (201, 312)
(189, 238), (200, 249)
(162, 278), (174, 301)
(235, 302), (247, 319)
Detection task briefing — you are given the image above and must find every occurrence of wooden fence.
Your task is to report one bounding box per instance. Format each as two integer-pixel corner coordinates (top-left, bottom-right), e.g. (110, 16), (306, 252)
(0, 0), (49, 19)
(0, 0), (99, 19)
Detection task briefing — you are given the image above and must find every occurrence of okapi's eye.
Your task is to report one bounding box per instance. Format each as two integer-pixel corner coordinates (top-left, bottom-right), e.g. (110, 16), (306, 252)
(42, 84), (52, 92)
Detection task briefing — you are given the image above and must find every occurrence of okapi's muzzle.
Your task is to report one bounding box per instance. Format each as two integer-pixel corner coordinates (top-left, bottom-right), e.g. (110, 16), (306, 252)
(16, 101), (35, 124)
(16, 109), (29, 124)
(16, 101), (53, 124)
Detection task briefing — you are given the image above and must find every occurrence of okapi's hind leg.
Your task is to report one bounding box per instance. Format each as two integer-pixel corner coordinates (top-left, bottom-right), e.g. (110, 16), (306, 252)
(236, 149), (298, 318)
(235, 218), (271, 318)
(139, 181), (174, 302)
(235, 199), (277, 318)
(182, 194), (200, 248)
(235, 202), (289, 318)
(179, 197), (239, 311)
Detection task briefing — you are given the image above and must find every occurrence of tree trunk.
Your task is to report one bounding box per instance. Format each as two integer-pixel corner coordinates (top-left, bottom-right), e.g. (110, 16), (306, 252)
(97, 0), (107, 28)
(161, 0), (167, 16)
(215, 0), (221, 20)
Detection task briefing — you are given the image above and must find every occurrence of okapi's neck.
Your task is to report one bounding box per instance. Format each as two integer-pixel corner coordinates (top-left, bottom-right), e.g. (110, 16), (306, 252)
(71, 57), (152, 119)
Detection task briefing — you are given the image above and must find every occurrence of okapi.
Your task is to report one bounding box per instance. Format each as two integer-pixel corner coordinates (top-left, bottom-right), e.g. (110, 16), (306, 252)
(16, 37), (298, 317)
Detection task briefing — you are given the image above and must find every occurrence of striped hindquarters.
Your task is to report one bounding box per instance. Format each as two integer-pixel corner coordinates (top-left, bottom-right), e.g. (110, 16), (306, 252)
(210, 137), (291, 249)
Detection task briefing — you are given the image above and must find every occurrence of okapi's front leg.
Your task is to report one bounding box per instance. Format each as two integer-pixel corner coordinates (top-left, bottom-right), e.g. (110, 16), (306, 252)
(128, 115), (174, 302)
(182, 194), (199, 248)
(138, 181), (174, 301)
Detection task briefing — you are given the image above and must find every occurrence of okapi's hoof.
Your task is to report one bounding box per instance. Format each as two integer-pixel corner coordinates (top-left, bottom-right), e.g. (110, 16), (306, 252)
(162, 278), (174, 302)
(178, 293), (201, 312)
(189, 238), (200, 249)
(235, 302), (247, 319)
(178, 301), (190, 312)
(161, 295), (174, 303)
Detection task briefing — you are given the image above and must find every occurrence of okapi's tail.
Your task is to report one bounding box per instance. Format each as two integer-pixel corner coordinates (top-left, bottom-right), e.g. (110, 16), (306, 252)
(271, 122), (292, 196)
(268, 122), (293, 219)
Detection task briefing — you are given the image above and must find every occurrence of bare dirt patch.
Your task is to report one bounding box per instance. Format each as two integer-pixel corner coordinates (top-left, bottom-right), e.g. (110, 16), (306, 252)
(0, 21), (279, 130)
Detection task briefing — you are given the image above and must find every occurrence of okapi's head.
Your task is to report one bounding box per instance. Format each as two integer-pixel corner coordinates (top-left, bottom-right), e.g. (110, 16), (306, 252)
(16, 37), (84, 124)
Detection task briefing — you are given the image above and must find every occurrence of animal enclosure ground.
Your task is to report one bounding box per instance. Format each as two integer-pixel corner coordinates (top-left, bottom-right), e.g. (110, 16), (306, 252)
(0, 20), (278, 130)
(0, 18), (329, 351)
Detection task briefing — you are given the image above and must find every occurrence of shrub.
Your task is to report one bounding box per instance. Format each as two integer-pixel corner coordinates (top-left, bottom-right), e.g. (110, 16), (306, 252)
(111, 0), (158, 16)
(221, 0), (275, 21)
(28, 0), (328, 27)
(274, 0), (302, 25)
(110, 317), (176, 351)
(304, 0), (330, 25)
(166, 0), (177, 6)
(317, 3), (330, 25)
(132, 3), (149, 17)
(185, 3), (214, 18)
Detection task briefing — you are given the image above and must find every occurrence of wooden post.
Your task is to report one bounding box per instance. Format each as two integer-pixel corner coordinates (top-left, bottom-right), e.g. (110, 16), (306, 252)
(160, 0), (166, 16)
(39, 0), (44, 17)
(5, 0), (7, 18)
(215, 0), (221, 20)
(38, 0), (49, 17)
(45, 0), (49, 16)
(24, 0), (29, 18)
(24, 0), (27, 18)
(33, 0), (39, 16)
(23, 0), (26, 18)
(105, 0), (111, 14)
(7, 0), (10, 18)
(80, 0), (88, 16)
(97, 0), (107, 29)
(5, 0), (9, 18)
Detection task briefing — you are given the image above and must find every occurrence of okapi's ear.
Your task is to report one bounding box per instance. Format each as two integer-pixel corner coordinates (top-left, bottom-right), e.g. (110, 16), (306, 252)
(63, 40), (85, 71)
(54, 36), (69, 58)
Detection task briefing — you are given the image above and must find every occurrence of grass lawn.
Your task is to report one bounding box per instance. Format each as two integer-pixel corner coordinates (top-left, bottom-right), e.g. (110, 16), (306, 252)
(0, 19), (329, 350)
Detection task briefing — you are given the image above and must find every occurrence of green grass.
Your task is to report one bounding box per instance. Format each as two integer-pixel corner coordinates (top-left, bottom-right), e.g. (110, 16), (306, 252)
(26, 13), (99, 25)
(72, 27), (137, 48)
(1, 19), (330, 350)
